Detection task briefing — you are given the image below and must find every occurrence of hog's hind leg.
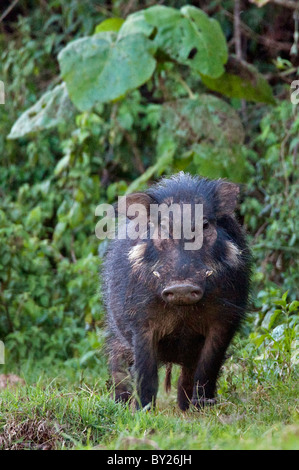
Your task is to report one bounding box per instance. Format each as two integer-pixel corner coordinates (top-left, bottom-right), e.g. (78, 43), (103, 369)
(108, 336), (133, 403)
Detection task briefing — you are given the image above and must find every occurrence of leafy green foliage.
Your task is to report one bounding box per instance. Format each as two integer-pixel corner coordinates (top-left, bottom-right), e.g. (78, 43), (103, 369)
(158, 95), (248, 181)
(0, 192), (102, 363)
(201, 56), (276, 105)
(249, 291), (299, 380)
(0, 2), (297, 431)
(57, 4), (228, 111)
(8, 5), (274, 138)
(242, 100), (299, 294)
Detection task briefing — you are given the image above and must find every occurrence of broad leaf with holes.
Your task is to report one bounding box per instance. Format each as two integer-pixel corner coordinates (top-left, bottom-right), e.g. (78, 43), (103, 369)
(58, 32), (157, 111)
(144, 5), (228, 78)
(8, 83), (75, 139)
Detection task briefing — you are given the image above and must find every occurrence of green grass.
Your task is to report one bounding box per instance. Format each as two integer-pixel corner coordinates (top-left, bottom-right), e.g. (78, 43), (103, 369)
(0, 353), (298, 450)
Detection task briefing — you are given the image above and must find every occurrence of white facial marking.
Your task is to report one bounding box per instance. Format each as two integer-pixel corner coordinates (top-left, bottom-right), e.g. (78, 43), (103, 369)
(226, 241), (241, 267)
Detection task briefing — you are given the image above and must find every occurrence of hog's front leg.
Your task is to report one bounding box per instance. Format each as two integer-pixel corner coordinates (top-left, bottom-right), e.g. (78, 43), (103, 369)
(177, 366), (196, 411)
(133, 332), (158, 410)
(192, 326), (235, 408)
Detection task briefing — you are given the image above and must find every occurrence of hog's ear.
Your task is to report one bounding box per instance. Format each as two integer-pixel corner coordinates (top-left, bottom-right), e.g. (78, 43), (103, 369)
(216, 181), (240, 216)
(116, 193), (155, 220)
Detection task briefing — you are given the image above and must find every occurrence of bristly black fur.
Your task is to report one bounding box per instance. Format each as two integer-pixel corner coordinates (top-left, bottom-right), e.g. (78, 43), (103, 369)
(102, 172), (252, 411)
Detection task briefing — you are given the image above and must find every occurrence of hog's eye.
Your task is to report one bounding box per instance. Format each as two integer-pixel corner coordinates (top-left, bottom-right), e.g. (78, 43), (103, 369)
(203, 219), (209, 230)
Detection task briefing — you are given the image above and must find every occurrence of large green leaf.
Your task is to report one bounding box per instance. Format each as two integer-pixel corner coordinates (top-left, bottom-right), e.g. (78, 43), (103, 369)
(8, 83), (75, 139)
(181, 6), (228, 76)
(144, 5), (182, 26)
(118, 10), (154, 38)
(201, 56), (276, 105)
(143, 5), (227, 78)
(58, 32), (157, 111)
(94, 18), (124, 34)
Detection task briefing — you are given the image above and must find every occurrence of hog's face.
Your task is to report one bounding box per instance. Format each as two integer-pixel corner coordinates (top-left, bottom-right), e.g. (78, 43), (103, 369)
(125, 177), (241, 306)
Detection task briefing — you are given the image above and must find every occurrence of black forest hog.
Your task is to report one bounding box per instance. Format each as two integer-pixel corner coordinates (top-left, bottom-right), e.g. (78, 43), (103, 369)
(102, 173), (251, 410)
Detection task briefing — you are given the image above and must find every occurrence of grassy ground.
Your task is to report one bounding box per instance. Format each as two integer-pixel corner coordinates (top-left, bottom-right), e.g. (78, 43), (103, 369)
(0, 346), (298, 450)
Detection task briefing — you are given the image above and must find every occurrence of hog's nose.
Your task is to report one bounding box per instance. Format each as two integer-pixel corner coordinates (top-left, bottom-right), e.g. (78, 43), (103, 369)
(162, 284), (203, 305)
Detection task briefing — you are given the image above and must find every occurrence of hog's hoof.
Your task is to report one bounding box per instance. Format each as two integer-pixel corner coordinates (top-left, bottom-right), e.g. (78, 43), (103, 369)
(141, 402), (153, 412)
(191, 397), (217, 409)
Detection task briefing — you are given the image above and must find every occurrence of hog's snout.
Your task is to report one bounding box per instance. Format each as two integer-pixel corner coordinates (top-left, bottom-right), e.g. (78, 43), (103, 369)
(162, 283), (203, 305)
